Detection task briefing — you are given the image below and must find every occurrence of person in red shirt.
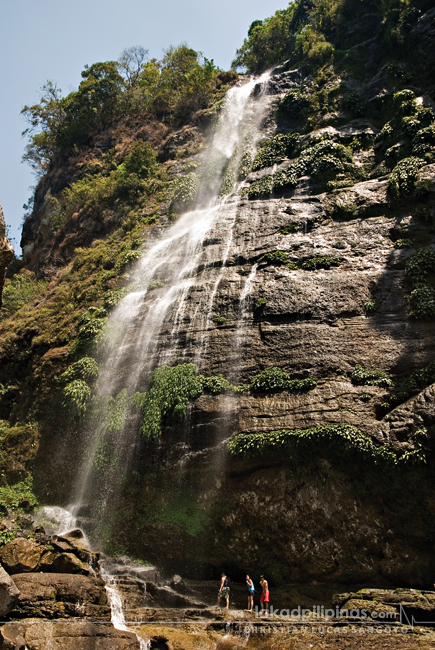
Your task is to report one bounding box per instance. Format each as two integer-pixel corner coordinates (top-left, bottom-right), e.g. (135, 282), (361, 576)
(259, 575), (269, 614)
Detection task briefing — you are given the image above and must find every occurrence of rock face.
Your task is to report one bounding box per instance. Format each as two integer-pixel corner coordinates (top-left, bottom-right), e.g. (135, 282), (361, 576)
(0, 535), (94, 576)
(0, 620), (141, 649)
(9, 573), (110, 619)
(26, 65), (435, 587)
(334, 588), (435, 624)
(0, 201), (13, 307)
(0, 567), (19, 617)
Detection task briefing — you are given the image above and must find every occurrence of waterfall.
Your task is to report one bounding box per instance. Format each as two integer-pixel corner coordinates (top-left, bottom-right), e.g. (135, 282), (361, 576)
(102, 568), (150, 649)
(68, 70), (271, 546)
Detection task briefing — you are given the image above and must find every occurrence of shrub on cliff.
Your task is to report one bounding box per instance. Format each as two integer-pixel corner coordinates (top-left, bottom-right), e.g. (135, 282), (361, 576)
(388, 157), (424, 198)
(278, 90), (311, 121)
(227, 423), (429, 466)
(0, 271), (48, 320)
(351, 364), (392, 388)
(227, 424), (396, 464)
(405, 249), (435, 319)
(249, 367), (317, 393)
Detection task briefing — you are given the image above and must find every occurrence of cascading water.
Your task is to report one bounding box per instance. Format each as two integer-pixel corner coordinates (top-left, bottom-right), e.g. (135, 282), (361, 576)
(56, 72), (273, 633)
(101, 567), (150, 649)
(70, 71), (271, 527)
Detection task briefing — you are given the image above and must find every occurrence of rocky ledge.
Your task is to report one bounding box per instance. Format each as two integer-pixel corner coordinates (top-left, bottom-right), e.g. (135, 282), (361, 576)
(0, 201), (13, 308)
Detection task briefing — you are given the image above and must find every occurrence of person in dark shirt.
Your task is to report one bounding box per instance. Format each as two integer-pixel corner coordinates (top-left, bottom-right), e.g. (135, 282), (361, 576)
(218, 572), (230, 609)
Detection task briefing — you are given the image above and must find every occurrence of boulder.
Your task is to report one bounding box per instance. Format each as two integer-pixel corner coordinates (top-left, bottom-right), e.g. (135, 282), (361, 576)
(0, 538), (46, 574)
(51, 552), (90, 575)
(0, 622), (26, 650)
(0, 620), (141, 649)
(10, 573), (110, 619)
(56, 529), (95, 564)
(0, 567), (19, 617)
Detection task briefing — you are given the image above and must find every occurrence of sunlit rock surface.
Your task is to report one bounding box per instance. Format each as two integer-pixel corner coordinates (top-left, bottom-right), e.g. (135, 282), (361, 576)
(0, 201), (13, 307)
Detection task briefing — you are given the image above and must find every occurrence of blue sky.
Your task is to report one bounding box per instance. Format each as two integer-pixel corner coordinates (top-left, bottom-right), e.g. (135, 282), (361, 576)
(0, 0), (289, 253)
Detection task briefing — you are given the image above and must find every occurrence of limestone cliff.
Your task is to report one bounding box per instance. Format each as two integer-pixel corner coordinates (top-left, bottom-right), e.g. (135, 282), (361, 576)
(0, 201), (14, 307)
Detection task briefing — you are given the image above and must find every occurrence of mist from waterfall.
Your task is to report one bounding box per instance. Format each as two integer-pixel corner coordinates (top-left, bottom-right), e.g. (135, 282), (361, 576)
(69, 71), (271, 543)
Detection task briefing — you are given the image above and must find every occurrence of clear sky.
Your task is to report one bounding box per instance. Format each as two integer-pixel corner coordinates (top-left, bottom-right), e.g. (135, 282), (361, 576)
(0, 0), (289, 253)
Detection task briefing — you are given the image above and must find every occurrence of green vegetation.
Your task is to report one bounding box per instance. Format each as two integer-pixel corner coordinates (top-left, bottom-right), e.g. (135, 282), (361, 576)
(62, 379), (92, 416)
(201, 375), (239, 395)
(22, 46), (228, 172)
(0, 422), (39, 514)
(60, 357), (99, 383)
(252, 133), (299, 171)
(278, 90), (311, 121)
(246, 175), (273, 199)
(233, 0), (435, 76)
(363, 300), (378, 314)
(146, 493), (210, 538)
(147, 279), (165, 291)
(0, 477), (38, 513)
(132, 364), (203, 439)
(258, 250), (290, 266)
(256, 297), (267, 308)
(405, 249), (435, 319)
(212, 316), (233, 325)
(228, 423), (429, 466)
(357, 393), (373, 402)
(247, 138), (353, 198)
(228, 424), (393, 463)
(394, 238), (415, 249)
(351, 364), (392, 388)
(395, 360), (435, 393)
(131, 363), (317, 439)
(341, 92), (365, 117)
(70, 308), (108, 355)
(279, 223), (299, 235)
(258, 250), (341, 271)
(0, 271), (48, 320)
(413, 125), (435, 156)
(249, 367), (317, 393)
(170, 172), (199, 207)
(388, 157), (424, 198)
(299, 256), (341, 270)
(0, 531), (15, 547)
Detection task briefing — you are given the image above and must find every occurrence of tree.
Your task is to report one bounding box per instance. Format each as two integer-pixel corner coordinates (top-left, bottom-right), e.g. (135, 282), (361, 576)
(118, 46), (149, 86)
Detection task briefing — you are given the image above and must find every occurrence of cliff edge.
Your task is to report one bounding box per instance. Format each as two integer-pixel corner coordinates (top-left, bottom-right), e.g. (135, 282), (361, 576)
(0, 201), (14, 307)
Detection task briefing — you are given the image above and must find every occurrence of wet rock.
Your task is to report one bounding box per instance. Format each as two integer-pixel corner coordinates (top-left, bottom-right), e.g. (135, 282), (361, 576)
(326, 176), (390, 219)
(0, 620), (142, 649)
(10, 573), (110, 619)
(57, 530), (95, 563)
(146, 583), (206, 609)
(0, 539), (46, 574)
(51, 552), (90, 575)
(0, 567), (19, 617)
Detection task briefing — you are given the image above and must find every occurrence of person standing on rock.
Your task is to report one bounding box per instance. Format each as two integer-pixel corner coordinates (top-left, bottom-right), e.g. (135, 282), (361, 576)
(218, 572), (230, 609)
(259, 575), (269, 615)
(245, 575), (255, 612)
